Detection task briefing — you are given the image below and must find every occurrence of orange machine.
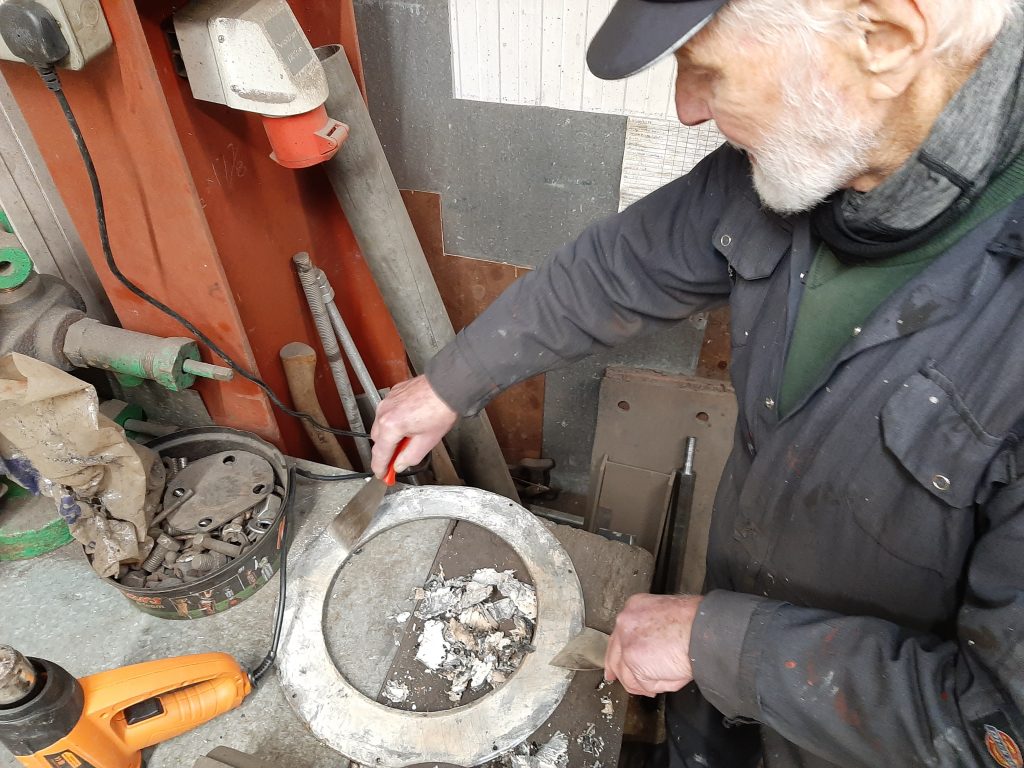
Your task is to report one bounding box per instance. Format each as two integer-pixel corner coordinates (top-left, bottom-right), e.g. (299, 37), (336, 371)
(0, 647), (250, 768)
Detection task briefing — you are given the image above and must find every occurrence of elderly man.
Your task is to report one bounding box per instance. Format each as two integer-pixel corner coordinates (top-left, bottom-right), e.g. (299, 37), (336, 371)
(371, 0), (1024, 765)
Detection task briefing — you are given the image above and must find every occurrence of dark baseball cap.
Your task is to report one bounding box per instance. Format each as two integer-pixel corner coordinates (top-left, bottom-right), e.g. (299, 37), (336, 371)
(587, 0), (728, 80)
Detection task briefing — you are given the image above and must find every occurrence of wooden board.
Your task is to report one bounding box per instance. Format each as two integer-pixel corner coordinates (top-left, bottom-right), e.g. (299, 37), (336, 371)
(587, 368), (738, 594)
(695, 306), (732, 382)
(403, 189), (544, 463)
(588, 458), (675, 555)
(375, 519), (653, 768)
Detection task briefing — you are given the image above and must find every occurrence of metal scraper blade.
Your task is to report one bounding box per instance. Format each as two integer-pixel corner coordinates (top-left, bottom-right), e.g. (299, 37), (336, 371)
(549, 627), (610, 671)
(329, 476), (386, 549)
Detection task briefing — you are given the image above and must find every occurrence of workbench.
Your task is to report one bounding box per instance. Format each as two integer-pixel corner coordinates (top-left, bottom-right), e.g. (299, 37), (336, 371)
(1, 460), (653, 768)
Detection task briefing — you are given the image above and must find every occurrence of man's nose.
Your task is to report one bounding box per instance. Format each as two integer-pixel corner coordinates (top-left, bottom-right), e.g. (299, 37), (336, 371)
(676, 88), (713, 126)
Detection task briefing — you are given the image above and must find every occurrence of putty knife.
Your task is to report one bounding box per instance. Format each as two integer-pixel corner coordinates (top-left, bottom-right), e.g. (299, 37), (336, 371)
(549, 627), (610, 671)
(330, 437), (410, 546)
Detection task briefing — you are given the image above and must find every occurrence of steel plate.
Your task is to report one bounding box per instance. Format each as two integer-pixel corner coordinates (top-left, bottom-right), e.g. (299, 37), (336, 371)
(278, 485), (585, 767)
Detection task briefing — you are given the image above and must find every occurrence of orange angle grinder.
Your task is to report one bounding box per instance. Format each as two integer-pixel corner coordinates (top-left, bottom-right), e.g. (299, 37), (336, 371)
(0, 645), (250, 768)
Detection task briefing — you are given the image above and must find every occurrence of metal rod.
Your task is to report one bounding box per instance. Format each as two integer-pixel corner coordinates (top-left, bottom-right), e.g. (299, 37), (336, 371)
(151, 488), (195, 528)
(316, 45), (518, 502)
(293, 252), (372, 470)
(683, 436), (696, 476)
(316, 269), (382, 411)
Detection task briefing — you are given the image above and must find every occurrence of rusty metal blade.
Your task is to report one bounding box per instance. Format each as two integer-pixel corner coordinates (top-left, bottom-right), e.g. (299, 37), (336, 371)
(549, 627), (609, 671)
(329, 477), (386, 547)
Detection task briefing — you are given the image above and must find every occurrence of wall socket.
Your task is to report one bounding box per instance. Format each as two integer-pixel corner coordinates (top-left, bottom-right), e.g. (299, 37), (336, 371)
(0, 0), (112, 70)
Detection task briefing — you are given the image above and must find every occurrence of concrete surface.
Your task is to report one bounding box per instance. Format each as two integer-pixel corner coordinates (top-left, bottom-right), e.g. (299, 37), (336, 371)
(0, 461), (448, 768)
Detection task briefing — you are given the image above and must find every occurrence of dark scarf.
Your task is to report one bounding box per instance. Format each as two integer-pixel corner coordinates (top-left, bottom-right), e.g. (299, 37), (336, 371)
(812, 9), (1024, 260)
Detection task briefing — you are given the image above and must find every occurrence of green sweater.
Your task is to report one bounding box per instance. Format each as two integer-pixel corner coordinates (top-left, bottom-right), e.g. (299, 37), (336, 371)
(779, 153), (1024, 416)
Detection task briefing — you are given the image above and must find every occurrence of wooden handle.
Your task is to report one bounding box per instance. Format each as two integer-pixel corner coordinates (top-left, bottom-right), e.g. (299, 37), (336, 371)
(280, 342), (353, 470)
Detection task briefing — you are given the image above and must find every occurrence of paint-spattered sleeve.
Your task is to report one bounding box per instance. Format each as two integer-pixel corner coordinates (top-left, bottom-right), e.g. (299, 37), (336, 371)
(424, 146), (743, 416)
(690, 472), (1024, 768)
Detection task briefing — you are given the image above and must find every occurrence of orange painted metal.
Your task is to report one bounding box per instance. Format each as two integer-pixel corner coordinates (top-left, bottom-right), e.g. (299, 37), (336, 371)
(1, 1), (408, 459)
(262, 106), (348, 169)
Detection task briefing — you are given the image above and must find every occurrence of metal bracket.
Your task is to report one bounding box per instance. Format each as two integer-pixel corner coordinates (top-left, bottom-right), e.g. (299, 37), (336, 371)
(278, 486), (585, 767)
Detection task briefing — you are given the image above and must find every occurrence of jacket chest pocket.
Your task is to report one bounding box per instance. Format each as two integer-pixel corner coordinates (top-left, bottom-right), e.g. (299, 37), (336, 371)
(713, 195), (792, 350)
(859, 367), (1005, 572)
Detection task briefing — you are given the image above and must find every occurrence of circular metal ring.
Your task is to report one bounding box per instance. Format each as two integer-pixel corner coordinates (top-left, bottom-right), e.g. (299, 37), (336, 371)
(279, 486), (585, 767)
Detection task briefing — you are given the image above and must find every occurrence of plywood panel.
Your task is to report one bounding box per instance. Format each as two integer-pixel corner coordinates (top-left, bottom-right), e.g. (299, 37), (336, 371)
(402, 190), (544, 462)
(696, 306), (732, 382)
(450, 0), (679, 119)
(619, 118), (725, 210)
(588, 368), (737, 593)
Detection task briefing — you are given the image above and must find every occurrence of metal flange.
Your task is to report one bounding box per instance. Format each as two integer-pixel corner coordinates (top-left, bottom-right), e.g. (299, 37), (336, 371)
(278, 486), (585, 767)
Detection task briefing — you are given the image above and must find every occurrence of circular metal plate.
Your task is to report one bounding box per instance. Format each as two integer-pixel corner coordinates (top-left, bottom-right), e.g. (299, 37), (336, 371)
(279, 486), (585, 767)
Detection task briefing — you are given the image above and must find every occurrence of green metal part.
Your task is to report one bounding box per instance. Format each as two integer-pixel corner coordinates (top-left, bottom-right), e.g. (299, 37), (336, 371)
(0, 208), (33, 290)
(0, 494), (73, 561)
(99, 341), (202, 390)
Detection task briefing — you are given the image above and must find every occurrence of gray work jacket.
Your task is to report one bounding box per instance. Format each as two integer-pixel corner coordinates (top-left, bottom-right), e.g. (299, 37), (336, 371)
(426, 146), (1024, 768)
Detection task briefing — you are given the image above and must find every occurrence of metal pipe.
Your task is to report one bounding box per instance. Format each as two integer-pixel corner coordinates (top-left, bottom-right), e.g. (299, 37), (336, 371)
(0, 646), (36, 706)
(316, 269), (382, 411)
(293, 252), (372, 470)
(316, 45), (518, 501)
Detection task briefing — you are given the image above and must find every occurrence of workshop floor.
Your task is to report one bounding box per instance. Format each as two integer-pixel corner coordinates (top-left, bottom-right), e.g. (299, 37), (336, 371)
(2, 466), (449, 767)
(2, 461), (655, 767)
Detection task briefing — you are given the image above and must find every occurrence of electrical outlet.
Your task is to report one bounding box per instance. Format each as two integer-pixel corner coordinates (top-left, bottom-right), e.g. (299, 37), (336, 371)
(0, 0), (111, 70)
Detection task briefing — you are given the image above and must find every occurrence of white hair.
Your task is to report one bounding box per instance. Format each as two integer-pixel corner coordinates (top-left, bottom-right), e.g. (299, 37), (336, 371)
(716, 0), (1019, 64)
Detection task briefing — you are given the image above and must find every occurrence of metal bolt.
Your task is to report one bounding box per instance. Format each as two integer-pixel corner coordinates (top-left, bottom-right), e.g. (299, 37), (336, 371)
(932, 475), (951, 492)
(142, 534), (181, 573)
(192, 534), (242, 558)
(764, 397), (776, 410)
(190, 551), (228, 573)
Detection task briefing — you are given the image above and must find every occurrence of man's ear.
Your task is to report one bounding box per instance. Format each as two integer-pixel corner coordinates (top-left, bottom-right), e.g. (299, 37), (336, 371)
(851, 0), (933, 100)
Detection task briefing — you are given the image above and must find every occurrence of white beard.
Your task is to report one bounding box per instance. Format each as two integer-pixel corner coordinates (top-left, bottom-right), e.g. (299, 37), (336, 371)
(747, 63), (878, 215)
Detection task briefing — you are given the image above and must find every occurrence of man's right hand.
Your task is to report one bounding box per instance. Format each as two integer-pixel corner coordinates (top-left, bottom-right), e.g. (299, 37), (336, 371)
(369, 375), (459, 477)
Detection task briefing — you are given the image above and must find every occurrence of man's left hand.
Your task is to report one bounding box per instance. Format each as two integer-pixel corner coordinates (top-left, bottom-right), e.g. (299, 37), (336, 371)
(604, 594), (703, 697)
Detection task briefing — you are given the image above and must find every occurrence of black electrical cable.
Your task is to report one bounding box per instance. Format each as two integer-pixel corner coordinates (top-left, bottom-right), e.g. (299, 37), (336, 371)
(39, 65), (371, 443)
(293, 456), (430, 482)
(249, 465), (380, 684)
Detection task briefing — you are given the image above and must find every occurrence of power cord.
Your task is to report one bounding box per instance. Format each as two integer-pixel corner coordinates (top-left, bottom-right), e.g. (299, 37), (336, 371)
(0, 1), (371, 443)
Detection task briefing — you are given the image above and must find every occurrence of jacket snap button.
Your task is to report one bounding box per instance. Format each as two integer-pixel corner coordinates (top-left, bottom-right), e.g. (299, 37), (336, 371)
(764, 397), (776, 410)
(932, 475), (951, 492)
(720, 234), (733, 247)
(852, 326), (863, 336)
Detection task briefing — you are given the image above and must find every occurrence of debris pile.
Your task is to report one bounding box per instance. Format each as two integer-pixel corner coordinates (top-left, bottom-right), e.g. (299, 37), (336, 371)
(413, 568), (536, 703)
(494, 732), (569, 768)
(577, 723), (606, 757)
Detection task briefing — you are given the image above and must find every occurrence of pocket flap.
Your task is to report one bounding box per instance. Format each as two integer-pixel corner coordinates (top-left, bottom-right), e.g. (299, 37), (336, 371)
(713, 193), (791, 280)
(881, 369), (1005, 508)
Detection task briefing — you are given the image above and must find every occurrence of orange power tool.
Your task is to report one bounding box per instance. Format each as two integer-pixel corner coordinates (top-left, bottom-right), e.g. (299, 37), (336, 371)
(0, 645), (250, 768)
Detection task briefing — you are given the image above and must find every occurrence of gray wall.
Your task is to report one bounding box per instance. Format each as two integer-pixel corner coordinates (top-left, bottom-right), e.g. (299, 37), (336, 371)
(354, 0), (703, 495)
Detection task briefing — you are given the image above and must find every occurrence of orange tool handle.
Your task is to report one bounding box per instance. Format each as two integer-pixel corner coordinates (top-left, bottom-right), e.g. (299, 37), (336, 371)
(79, 653), (250, 751)
(384, 437), (412, 486)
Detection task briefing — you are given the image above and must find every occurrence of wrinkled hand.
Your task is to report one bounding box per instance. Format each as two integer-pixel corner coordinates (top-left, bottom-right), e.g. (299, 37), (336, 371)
(604, 593), (703, 697)
(370, 375), (459, 477)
